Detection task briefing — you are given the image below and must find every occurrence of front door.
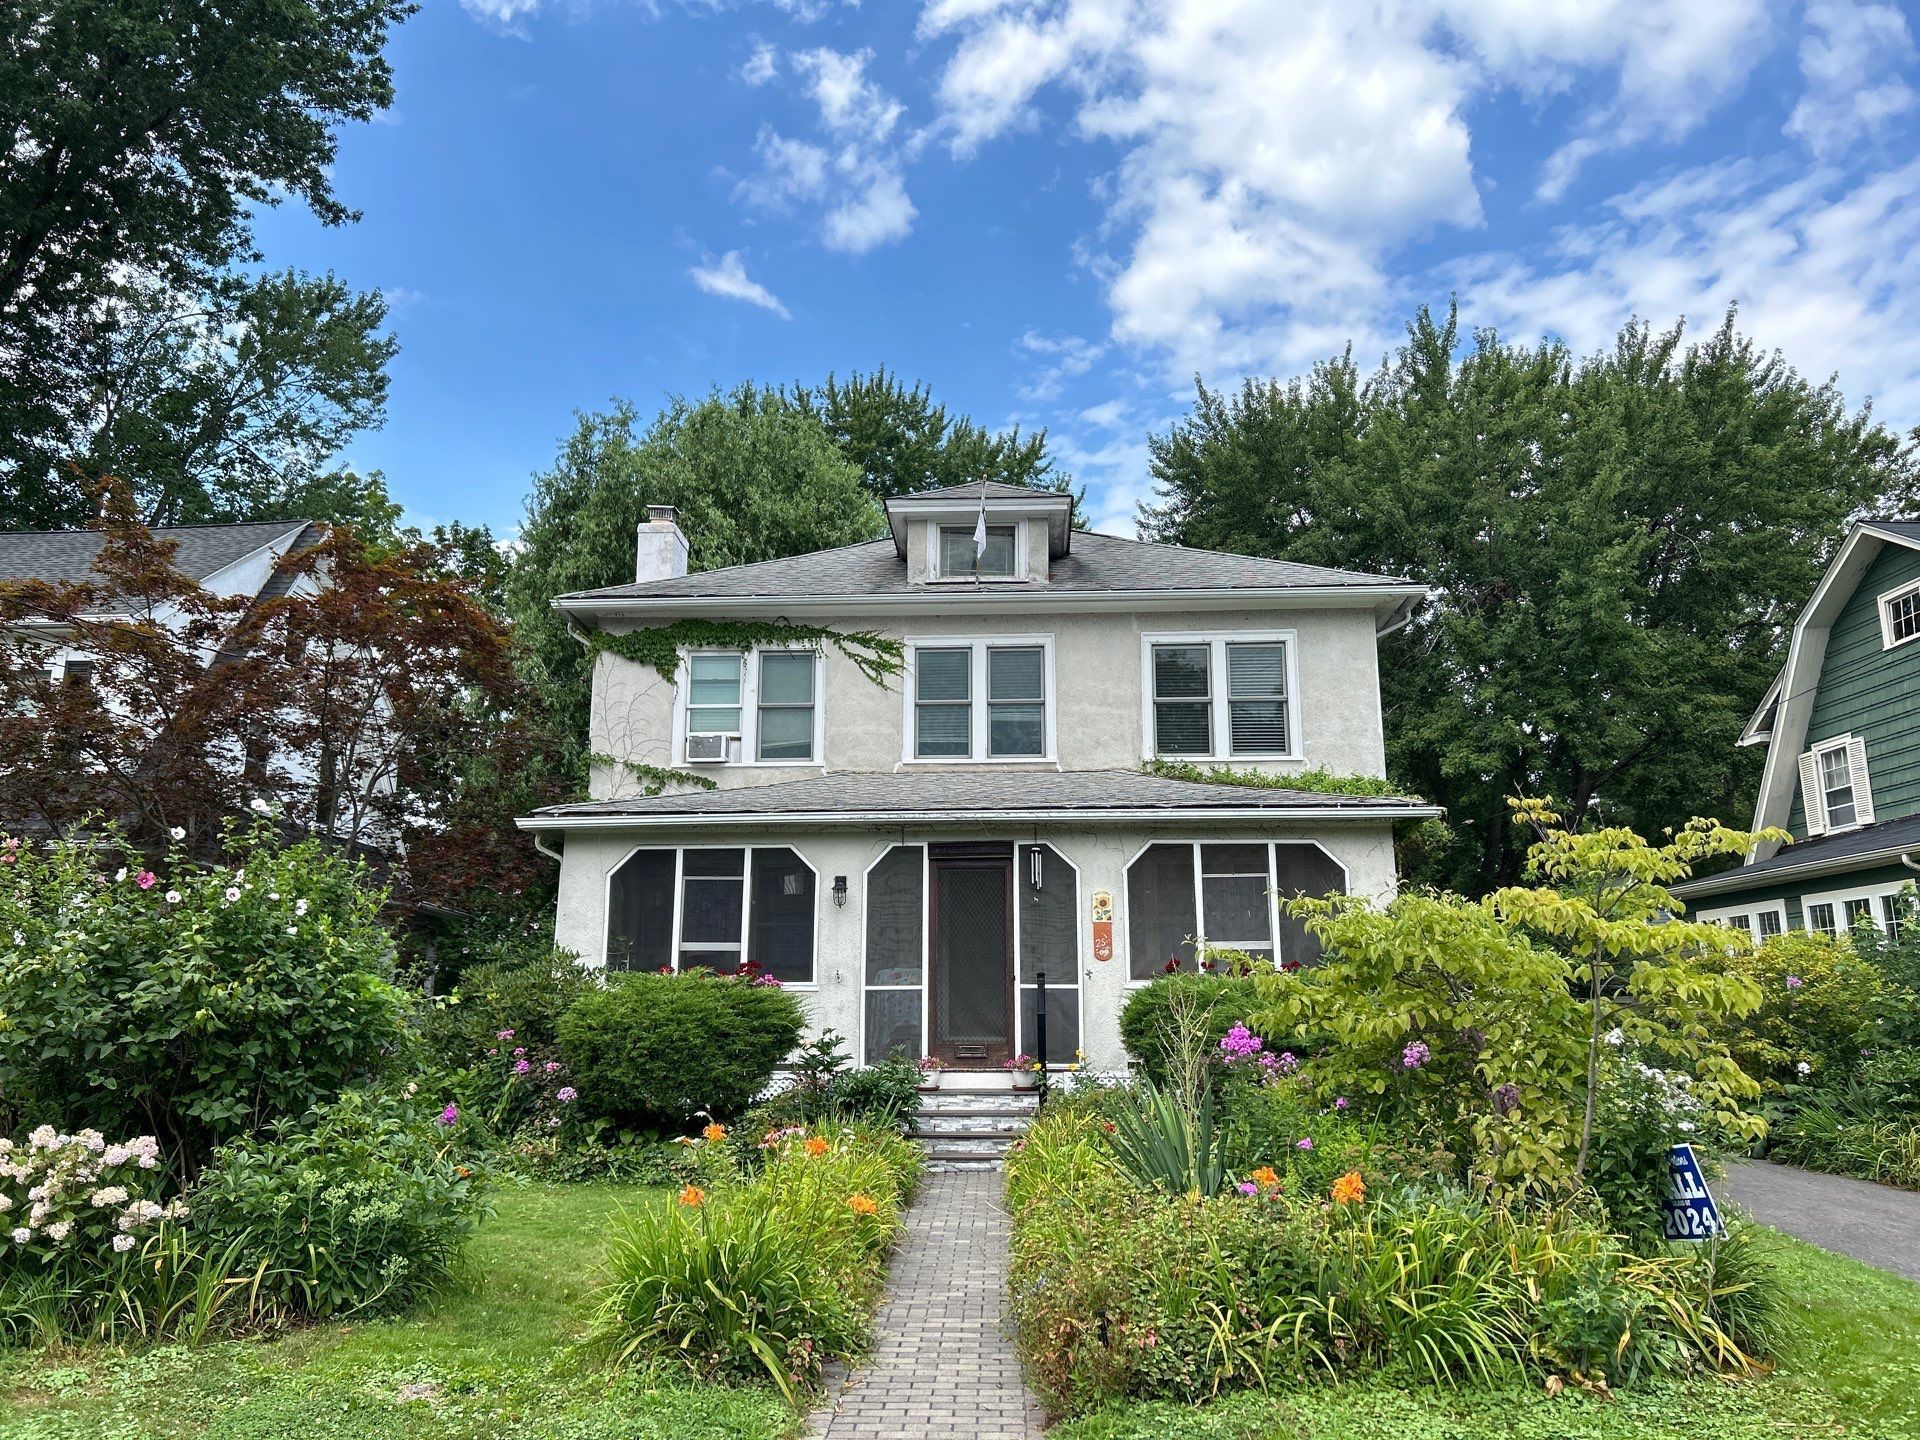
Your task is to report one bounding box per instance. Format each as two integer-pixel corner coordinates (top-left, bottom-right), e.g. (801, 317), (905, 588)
(928, 846), (1014, 1066)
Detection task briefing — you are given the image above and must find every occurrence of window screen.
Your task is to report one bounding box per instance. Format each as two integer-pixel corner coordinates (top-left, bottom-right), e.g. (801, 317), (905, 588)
(1128, 843), (1198, 979)
(988, 646), (1045, 757)
(687, 653), (743, 735)
(1226, 642), (1288, 754)
(1152, 645), (1212, 756)
(1272, 843), (1345, 967)
(1018, 844), (1076, 984)
(747, 849), (815, 982)
(915, 647), (972, 757)
(679, 848), (745, 970)
(606, 848), (674, 971)
(1200, 843), (1273, 960)
(757, 652), (815, 760)
(865, 846), (924, 986)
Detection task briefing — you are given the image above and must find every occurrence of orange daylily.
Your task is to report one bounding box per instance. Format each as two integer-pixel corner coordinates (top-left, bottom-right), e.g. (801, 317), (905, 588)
(703, 1122), (728, 1142)
(1330, 1171), (1366, 1206)
(847, 1193), (879, 1216)
(1249, 1166), (1279, 1190)
(804, 1136), (830, 1157)
(678, 1184), (706, 1208)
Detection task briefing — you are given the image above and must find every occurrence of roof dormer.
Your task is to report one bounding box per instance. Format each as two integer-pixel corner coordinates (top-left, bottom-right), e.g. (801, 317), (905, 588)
(884, 482), (1072, 587)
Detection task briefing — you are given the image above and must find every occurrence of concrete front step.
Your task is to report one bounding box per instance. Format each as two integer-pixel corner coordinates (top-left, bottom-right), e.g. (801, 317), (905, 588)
(915, 1111), (1035, 1135)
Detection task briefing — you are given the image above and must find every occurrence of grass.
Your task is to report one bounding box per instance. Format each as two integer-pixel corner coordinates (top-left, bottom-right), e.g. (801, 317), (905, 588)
(0, 1182), (795, 1440)
(1050, 1230), (1920, 1440)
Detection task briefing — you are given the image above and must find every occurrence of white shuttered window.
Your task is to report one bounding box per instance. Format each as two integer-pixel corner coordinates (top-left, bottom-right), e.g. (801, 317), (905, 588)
(1800, 735), (1874, 836)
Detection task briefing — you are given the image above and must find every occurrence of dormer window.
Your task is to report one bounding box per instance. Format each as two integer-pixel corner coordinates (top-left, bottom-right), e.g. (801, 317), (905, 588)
(1880, 579), (1920, 649)
(938, 525), (1017, 579)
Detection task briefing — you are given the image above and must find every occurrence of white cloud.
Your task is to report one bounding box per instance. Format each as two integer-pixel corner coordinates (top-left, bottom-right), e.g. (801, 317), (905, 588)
(1017, 330), (1106, 400)
(1785, 0), (1917, 158)
(688, 250), (793, 318)
(740, 41), (780, 86)
(735, 47), (919, 253)
(458, 0), (542, 28)
(1446, 156), (1920, 423)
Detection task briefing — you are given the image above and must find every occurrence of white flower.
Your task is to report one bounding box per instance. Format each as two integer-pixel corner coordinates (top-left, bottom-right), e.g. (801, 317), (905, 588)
(88, 1186), (128, 1207)
(286, 926), (298, 937)
(1796, 1060), (1813, 1077)
(1678, 1120), (1696, 1133)
(114, 869), (127, 883)
(1604, 1028), (1625, 1047)
(9, 1228), (28, 1245)
(249, 798), (271, 814)
(111, 1233), (134, 1253)
(43, 1220), (70, 1243)
(224, 887), (241, 903)
(164, 891), (182, 904)
(294, 899), (308, 916)
(169, 827), (185, 841)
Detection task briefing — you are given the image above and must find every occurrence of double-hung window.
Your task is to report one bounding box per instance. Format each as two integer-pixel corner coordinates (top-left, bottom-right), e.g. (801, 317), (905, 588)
(1145, 634), (1296, 759)
(1820, 746), (1857, 829)
(908, 638), (1052, 760)
(1880, 580), (1920, 648)
(1800, 735), (1873, 834)
(681, 649), (820, 764)
(938, 525), (1017, 579)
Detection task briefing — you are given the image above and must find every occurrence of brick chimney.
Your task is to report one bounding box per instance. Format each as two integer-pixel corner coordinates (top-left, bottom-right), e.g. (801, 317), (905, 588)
(635, 505), (689, 583)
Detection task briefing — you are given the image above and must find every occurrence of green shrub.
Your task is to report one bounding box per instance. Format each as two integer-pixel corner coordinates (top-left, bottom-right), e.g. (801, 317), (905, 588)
(190, 1090), (490, 1318)
(557, 970), (806, 1134)
(1106, 1080), (1227, 1198)
(1724, 932), (1879, 1090)
(0, 822), (408, 1173)
(421, 946), (591, 1070)
(826, 1055), (924, 1130)
(1583, 1055), (1715, 1244)
(590, 1125), (918, 1401)
(1118, 975), (1262, 1087)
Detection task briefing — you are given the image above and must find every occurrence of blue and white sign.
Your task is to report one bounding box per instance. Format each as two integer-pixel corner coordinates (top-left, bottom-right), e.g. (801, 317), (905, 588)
(1662, 1143), (1724, 1242)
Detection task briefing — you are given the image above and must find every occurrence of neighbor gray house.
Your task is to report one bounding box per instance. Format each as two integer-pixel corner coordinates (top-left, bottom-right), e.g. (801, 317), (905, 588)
(517, 482), (1438, 1075)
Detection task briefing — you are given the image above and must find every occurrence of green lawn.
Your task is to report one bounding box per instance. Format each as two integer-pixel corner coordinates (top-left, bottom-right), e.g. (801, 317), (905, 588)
(0, 1182), (794, 1440)
(1051, 1231), (1920, 1440)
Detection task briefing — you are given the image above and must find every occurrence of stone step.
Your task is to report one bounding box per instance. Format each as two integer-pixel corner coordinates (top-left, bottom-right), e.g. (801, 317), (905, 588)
(923, 1155), (1005, 1173)
(913, 1111), (1034, 1135)
(913, 1133), (1016, 1156)
(917, 1091), (1040, 1114)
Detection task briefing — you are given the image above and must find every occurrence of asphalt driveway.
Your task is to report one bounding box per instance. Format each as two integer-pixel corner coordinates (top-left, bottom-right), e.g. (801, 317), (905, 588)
(1720, 1160), (1920, 1282)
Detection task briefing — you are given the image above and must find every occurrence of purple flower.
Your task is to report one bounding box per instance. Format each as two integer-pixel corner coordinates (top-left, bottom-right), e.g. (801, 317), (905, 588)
(1219, 1023), (1263, 1059)
(1274, 1051), (1300, 1076)
(436, 1103), (459, 1127)
(555, 1086), (577, 1103)
(1334, 1096), (1350, 1110)
(544, 1061), (562, 1074)
(1296, 1137), (1314, 1150)
(497, 1028), (515, 1040)
(513, 1046), (526, 1058)
(1236, 1181), (1259, 1196)
(1493, 1082), (1521, 1117)
(514, 1059), (531, 1075)
(752, 975), (783, 987)
(1785, 976), (1803, 990)
(1401, 1041), (1431, 1070)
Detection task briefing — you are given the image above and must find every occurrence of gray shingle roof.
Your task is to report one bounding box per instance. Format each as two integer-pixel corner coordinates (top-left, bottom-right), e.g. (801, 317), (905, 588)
(1866, 519), (1920, 544)
(1671, 812), (1920, 897)
(525, 768), (1436, 824)
(887, 481), (1072, 504)
(560, 530), (1415, 605)
(0, 521), (315, 590)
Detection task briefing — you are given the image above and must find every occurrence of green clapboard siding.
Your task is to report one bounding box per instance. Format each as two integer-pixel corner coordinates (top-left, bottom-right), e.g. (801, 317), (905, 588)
(1788, 543), (1920, 839)
(1683, 861), (1919, 933)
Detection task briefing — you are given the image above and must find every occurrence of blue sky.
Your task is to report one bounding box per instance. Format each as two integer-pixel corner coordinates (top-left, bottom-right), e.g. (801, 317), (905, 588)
(251, 0), (1920, 536)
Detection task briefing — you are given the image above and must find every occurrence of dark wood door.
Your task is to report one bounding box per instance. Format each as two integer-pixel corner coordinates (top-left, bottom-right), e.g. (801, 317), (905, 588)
(928, 851), (1014, 1066)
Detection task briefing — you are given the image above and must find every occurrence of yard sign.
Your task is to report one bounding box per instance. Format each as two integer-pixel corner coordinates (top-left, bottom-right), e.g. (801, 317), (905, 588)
(1661, 1143), (1724, 1241)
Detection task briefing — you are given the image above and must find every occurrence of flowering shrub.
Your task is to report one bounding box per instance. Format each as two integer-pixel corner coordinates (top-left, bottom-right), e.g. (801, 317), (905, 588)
(1118, 974), (1263, 1088)
(0, 1128), (182, 1268)
(1722, 932), (1879, 1092)
(557, 969), (806, 1133)
(419, 945), (591, 1073)
(0, 822), (407, 1172)
(190, 1089), (489, 1318)
(1583, 1053), (1714, 1241)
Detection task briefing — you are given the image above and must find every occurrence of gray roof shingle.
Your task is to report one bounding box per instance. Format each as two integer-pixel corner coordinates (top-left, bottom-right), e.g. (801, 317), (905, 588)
(560, 530), (1416, 605)
(1672, 812), (1920, 897)
(886, 481), (1073, 504)
(525, 767), (1436, 824)
(0, 521), (316, 590)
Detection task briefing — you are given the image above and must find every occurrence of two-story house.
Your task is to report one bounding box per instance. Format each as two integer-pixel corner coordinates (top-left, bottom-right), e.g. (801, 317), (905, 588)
(1672, 519), (1920, 938)
(517, 482), (1439, 1074)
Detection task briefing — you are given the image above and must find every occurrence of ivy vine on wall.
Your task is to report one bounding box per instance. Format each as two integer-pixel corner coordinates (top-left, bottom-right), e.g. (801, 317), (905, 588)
(589, 754), (718, 796)
(585, 619), (905, 687)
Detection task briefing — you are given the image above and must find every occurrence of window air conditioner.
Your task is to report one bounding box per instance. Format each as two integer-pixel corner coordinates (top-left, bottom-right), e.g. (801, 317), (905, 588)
(685, 733), (733, 763)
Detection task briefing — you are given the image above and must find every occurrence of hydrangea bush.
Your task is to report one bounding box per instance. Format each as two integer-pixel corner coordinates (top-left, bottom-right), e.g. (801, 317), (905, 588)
(0, 1127), (183, 1268)
(0, 819), (409, 1173)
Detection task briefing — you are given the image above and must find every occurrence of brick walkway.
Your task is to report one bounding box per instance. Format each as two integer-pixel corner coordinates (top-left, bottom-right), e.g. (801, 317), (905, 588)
(806, 1170), (1046, 1439)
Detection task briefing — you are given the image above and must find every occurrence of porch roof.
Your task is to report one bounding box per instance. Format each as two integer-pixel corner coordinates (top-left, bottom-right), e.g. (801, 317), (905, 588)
(518, 768), (1440, 830)
(1670, 812), (1920, 899)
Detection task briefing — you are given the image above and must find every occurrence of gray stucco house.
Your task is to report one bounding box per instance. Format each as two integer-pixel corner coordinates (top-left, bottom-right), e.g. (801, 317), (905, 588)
(1673, 519), (1920, 939)
(517, 482), (1438, 1075)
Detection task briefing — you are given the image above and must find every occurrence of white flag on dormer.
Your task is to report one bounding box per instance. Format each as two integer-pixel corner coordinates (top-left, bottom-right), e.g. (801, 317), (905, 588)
(973, 475), (989, 558)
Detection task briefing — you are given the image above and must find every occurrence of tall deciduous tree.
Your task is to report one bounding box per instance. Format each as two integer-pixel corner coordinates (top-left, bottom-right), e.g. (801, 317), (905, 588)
(505, 386), (889, 749)
(1143, 306), (1918, 891)
(0, 0), (411, 526)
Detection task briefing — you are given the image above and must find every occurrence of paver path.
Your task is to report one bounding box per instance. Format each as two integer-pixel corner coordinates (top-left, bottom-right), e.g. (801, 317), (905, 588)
(807, 1169), (1046, 1440)
(1722, 1159), (1920, 1282)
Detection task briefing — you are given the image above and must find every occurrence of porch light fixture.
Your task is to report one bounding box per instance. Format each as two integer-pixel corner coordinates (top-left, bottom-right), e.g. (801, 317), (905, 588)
(832, 875), (848, 907)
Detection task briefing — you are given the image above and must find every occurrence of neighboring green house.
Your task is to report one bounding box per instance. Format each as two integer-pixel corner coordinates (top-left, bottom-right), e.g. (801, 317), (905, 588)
(1672, 520), (1920, 939)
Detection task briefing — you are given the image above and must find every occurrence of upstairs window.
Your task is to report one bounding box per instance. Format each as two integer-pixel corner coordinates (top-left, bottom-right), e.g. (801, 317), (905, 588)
(1880, 579), (1920, 649)
(908, 638), (1053, 761)
(679, 648), (819, 764)
(1820, 746), (1856, 828)
(756, 651), (815, 760)
(1145, 634), (1297, 760)
(687, 653), (743, 738)
(1799, 735), (1873, 835)
(938, 524), (1017, 579)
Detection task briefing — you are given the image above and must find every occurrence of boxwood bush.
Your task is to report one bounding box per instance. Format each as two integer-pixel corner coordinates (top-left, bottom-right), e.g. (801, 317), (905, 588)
(557, 971), (807, 1133)
(1118, 973), (1264, 1086)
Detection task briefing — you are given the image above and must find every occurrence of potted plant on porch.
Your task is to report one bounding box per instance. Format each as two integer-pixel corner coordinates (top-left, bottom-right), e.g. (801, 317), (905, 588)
(1004, 1053), (1042, 1090)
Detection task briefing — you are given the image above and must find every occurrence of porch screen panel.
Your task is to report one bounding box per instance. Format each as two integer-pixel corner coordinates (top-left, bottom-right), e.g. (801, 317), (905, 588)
(606, 848), (674, 972)
(679, 848), (745, 970)
(1128, 842), (1197, 979)
(1200, 843), (1273, 963)
(1271, 843), (1345, 967)
(864, 845), (924, 1061)
(748, 848), (815, 983)
(1017, 844), (1080, 1062)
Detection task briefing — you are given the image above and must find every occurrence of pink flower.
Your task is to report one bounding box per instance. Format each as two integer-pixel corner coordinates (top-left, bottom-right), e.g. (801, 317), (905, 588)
(513, 1047), (526, 1058)
(436, 1104), (459, 1127)
(1236, 1181), (1259, 1196)
(1334, 1096), (1350, 1110)
(1785, 976), (1803, 990)
(1296, 1137), (1314, 1150)
(544, 1061), (562, 1074)
(555, 1087), (577, 1103)
(514, 1059), (531, 1075)
(135, 871), (156, 890)
(497, 1029), (515, 1040)
(1401, 1041), (1430, 1070)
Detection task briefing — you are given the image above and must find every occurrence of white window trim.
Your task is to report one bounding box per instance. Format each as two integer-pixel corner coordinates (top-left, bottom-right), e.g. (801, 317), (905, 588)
(1119, 837), (1349, 986)
(603, 842), (820, 988)
(1800, 877), (1916, 936)
(669, 646), (827, 768)
(925, 519), (1029, 584)
(1140, 631), (1301, 762)
(1693, 900), (1788, 942)
(899, 634), (1058, 764)
(1802, 733), (1873, 836)
(1878, 578), (1920, 650)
